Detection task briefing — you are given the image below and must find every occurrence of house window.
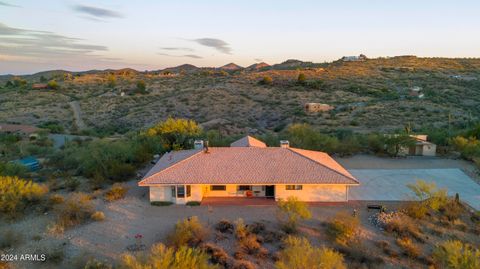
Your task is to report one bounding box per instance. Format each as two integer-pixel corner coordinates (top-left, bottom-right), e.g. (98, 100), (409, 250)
(177, 185), (185, 198)
(210, 185), (226, 191)
(286, 185), (303, 190)
(171, 186), (176, 197)
(237, 185), (252, 191)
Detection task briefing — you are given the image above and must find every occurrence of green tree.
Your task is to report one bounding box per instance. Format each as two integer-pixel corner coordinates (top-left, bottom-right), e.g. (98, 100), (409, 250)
(276, 236), (346, 269)
(383, 134), (416, 157)
(146, 118), (202, 150)
(39, 75), (47, 83)
(433, 240), (480, 269)
(407, 180), (448, 215)
(136, 80), (147, 93)
(47, 80), (59, 90)
(259, 76), (273, 85)
(297, 73), (306, 84)
(122, 243), (218, 269)
(277, 196), (312, 233)
(285, 123), (339, 153)
(107, 74), (116, 88)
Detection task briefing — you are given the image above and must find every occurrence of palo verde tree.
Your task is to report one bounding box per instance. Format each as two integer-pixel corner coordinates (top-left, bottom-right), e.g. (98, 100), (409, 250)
(146, 118), (202, 150)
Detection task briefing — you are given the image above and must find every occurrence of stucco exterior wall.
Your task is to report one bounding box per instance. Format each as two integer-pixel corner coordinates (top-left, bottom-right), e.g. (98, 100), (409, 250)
(422, 144), (436, 156)
(149, 185), (204, 204)
(275, 184), (348, 202)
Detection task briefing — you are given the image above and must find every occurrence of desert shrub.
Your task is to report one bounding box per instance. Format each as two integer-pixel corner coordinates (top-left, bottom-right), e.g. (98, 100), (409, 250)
(384, 213), (424, 242)
(54, 192), (94, 230)
(406, 180), (448, 218)
(383, 134), (416, 157)
(0, 176), (48, 217)
(121, 243), (218, 269)
(396, 237), (420, 258)
(247, 222), (265, 234)
(0, 229), (23, 249)
(186, 201), (201, 206)
(231, 259), (256, 269)
(439, 198), (464, 221)
(200, 243), (229, 266)
(49, 194), (65, 205)
(326, 211), (359, 245)
(91, 211), (105, 221)
(297, 73), (306, 84)
(375, 240), (398, 258)
(105, 183), (128, 202)
(238, 234), (261, 255)
(169, 216), (208, 247)
(151, 201), (173, 206)
(285, 124), (340, 153)
(84, 258), (113, 269)
(216, 219), (234, 233)
(275, 236), (346, 269)
(259, 76), (273, 85)
(337, 241), (384, 266)
(234, 218), (249, 239)
(432, 240), (480, 269)
(276, 196), (311, 233)
(47, 80), (59, 89)
(0, 162), (28, 177)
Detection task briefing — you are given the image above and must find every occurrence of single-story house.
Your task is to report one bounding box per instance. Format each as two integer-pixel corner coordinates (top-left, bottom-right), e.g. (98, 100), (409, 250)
(32, 83), (49, 90)
(139, 136), (359, 204)
(401, 135), (437, 156)
(0, 124), (43, 138)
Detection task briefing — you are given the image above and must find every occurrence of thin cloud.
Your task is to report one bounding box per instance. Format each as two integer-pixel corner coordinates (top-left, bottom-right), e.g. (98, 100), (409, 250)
(0, 23), (108, 61)
(161, 47), (194, 52)
(254, 58), (263, 62)
(0, 1), (19, 7)
(158, 53), (203, 59)
(73, 5), (123, 19)
(192, 38), (232, 54)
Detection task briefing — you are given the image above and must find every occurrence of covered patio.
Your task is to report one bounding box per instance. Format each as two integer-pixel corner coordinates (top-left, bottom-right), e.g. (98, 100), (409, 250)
(200, 197), (276, 206)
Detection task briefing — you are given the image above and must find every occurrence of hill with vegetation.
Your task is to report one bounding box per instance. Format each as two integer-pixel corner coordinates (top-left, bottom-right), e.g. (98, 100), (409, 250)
(1, 56), (480, 137)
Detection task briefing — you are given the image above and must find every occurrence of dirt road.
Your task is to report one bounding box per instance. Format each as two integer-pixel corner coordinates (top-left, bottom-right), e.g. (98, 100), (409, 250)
(69, 100), (86, 130)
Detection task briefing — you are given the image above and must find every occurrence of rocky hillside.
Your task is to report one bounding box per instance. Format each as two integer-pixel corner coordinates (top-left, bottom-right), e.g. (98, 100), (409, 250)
(1, 56), (479, 135)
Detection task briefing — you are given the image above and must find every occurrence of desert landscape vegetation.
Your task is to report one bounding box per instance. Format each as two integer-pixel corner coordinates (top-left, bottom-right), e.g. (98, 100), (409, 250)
(1, 55), (480, 268)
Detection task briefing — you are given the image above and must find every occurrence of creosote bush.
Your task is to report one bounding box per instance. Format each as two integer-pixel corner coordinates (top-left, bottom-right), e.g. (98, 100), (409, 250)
(53, 192), (94, 231)
(326, 211), (359, 245)
(275, 236), (346, 269)
(169, 216), (208, 248)
(216, 219), (234, 233)
(104, 183), (128, 202)
(276, 196), (311, 233)
(122, 243), (218, 269)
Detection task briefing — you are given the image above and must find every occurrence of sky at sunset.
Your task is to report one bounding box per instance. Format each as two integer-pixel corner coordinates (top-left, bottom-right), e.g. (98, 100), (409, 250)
(1, 0), (480, 74)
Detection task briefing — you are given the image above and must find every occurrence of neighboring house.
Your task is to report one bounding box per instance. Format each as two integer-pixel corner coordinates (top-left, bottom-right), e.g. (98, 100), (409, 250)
(32, 83), (49, 90)
(305, 103), (334, 113)
(0, 124), (43, 138)
(139, 136), (359, 204)
(401, 135), (436, 156)
(341, 54), (367, 62)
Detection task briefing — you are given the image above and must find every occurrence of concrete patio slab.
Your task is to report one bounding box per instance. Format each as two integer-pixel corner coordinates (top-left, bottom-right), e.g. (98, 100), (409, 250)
(349, 168), (480, 210)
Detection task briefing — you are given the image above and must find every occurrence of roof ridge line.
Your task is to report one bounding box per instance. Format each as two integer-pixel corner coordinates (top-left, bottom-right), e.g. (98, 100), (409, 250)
(286, 147), (359, 184)
(139, 149), (203, 185)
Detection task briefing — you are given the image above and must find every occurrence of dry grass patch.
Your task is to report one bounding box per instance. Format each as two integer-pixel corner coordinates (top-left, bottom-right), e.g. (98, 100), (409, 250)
(396, 237), (420, 259)
(91, 211), (105, 221)
(49, 192), (95, 233)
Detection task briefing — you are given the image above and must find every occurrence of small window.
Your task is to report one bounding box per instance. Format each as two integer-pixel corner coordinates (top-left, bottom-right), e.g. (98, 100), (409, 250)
(210, 185), (226, 191)
(237, 185), (252, 191)
(285, 185), (302, 190)
(186, 185), (191, 197)
(171, 186), (176, 197)
(177, 185), (185, 198)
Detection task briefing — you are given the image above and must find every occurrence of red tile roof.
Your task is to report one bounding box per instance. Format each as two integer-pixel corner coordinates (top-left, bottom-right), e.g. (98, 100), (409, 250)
(0, 124), (41, 134)
(230, 136), (267, 148)
(139, 138), (358, 186)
